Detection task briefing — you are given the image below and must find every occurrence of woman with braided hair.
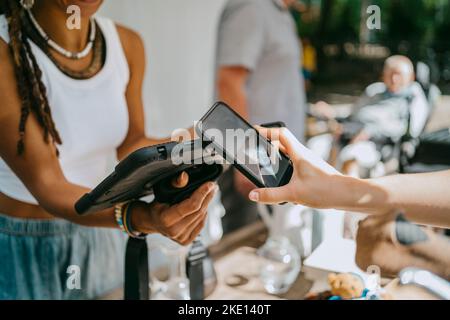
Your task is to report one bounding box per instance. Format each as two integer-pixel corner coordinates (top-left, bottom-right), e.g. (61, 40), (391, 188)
(0, 0), (216, 299)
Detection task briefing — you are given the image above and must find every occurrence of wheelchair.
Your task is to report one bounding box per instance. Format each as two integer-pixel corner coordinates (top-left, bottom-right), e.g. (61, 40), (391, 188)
(306, 61), (443, 179)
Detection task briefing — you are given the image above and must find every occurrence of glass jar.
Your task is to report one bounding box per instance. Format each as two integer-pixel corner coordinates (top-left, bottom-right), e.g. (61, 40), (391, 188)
(257, 236), (301, 295)
(155, 237), (217, 300)
(163, 245), (190, 300)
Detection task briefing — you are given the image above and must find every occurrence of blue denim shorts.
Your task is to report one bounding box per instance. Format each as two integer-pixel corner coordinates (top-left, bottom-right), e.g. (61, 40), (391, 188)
(0, 213), (126, 300)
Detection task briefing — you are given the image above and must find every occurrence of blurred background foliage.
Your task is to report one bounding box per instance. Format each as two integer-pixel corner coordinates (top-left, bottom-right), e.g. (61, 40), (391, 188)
(292, 0), (450, 93)
(293, 0), (449, 51)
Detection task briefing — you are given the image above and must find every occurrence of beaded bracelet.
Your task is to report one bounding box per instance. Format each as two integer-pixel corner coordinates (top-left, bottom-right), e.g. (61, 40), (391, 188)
(123, 201), (147, 239)
(114, 202), (146, 239)
(114, 203), (127, 234)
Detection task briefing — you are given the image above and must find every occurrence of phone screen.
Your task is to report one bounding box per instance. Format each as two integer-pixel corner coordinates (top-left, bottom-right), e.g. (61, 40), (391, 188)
(197, 102), (293, 188)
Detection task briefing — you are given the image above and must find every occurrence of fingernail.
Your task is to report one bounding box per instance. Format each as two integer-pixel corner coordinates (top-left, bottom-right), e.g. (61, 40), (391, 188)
(249, 191), (259, 202)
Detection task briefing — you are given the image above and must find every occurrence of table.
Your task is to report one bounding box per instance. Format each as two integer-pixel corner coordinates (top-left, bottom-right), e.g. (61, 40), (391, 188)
(208, 247), (313, 300)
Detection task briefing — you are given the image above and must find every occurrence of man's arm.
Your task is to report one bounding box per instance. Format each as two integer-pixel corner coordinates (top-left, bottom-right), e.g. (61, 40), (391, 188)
(217, 66), (250, 120)
(217, 66), (258, 196)
(216, 1), (265, 120)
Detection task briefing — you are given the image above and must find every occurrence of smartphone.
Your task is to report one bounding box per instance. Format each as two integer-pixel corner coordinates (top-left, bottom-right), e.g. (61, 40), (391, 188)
(196, 102), (293, 188)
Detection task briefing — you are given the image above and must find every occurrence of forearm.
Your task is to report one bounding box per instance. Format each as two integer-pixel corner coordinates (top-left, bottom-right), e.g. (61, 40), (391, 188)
(329, 175), (391, 215)
(219, 87), (249, 120)
(35, 181), (119, 228)
(333, 171), (450, 228)
(217, 68), (249, 120)
(373, 171), (450, 227)
(219, 90), (248, 120)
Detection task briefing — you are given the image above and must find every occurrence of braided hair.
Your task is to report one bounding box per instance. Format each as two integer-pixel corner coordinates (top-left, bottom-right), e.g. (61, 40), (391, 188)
(1, 0), (61, 155)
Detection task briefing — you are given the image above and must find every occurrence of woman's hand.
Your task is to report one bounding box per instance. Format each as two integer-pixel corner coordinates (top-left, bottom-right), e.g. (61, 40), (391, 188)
(248, 127), (342, 208)
(130, 172), (217, 245)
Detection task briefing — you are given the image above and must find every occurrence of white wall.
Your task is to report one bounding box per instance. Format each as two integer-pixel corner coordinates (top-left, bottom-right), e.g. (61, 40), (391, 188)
(100, 0), (227, 138)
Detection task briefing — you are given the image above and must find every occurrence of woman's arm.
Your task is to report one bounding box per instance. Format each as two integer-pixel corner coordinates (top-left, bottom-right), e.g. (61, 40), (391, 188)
(364, 171), (450, 227)
(0, 39), (120, 228)
(0, 38), (215, 245)
(325, 172), (450, 227)
(248, 127), (450, 228)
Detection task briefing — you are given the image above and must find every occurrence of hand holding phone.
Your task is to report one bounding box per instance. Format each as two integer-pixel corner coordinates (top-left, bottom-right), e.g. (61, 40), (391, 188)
(248, 125), (342, 206)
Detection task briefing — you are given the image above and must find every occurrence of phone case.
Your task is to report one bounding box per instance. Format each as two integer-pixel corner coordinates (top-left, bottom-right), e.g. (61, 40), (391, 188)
(153, 164), (222, 204)
(75, 140), (223, 215)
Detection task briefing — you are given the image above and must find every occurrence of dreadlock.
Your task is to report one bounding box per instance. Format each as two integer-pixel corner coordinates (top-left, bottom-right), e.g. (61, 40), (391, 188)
(1, 0), (61, 155)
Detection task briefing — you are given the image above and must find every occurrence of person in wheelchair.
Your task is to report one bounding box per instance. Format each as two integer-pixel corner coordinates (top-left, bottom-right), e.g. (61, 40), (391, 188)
(314, 55), (430, 177)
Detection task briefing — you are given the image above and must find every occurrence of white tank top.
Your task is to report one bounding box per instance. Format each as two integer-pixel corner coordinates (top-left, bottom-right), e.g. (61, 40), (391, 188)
(0, 15), (130, 205)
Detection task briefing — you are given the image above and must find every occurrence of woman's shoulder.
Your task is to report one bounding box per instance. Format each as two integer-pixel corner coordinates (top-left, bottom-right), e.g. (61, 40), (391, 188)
(94, 16), (144, 74)
(114, 22), (145, 71)
(115, 23), (144, 53)
(95, 16), (143, 49)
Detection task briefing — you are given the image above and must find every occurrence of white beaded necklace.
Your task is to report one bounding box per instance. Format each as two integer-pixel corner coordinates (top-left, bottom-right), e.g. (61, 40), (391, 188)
(27, 9), (96, 60)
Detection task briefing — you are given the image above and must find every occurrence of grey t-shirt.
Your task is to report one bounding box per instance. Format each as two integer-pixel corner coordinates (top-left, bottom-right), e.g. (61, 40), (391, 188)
(217, 0), (306, 141)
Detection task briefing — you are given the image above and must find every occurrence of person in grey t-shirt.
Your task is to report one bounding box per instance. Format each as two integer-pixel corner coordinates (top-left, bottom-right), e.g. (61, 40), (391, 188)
(216, 0), (307, 229)
(217, 0), (306, 141)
